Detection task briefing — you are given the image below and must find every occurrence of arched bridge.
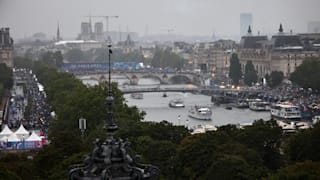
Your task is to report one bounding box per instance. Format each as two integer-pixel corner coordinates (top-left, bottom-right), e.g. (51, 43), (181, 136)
(119, 85), (200, 94)
(76, 72), (200, 85)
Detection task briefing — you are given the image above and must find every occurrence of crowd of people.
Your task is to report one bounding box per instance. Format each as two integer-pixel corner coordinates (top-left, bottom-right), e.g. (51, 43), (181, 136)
(7, 68), (52, 136)
(263, 83), (320, 119)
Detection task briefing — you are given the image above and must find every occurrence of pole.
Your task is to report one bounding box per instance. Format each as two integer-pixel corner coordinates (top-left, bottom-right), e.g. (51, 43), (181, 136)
(186, 119), (189, 129)
(79, 117), (86, 138)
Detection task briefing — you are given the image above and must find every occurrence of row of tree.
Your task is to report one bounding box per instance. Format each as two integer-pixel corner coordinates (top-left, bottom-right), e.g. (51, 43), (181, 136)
(229, 53), (285, 87)
(64, 48), (146, 63)
(151, 48), (186, 69)
(1, 55), (320, 179)
(0, 63), (13, 101)
(229, 54), (320, 90)
(290, 57), (320, 91)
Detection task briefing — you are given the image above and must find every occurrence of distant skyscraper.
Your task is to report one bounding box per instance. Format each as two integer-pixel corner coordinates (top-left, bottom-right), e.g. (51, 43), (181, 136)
(240, 13), (253, 36)
(307, 21), (320, 33)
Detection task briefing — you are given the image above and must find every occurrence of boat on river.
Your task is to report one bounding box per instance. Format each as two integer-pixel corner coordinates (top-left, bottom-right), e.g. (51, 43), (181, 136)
(162, 92), (167, 98)
(130, 93), (143, 99)
(188, 105), (212, 120)
(235, 99), (249, 108)
(249, 99), (270, 111)
(169, 98), (185, 108)
(270, 102), (302, 120)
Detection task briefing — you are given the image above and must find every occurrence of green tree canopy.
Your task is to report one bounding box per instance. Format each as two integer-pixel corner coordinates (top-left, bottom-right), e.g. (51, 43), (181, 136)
(244, 60), (258, 86)
(290, 57), (320, 90)
(40, 51), (64, 68)
(266, 161), (320, 180)
(64, 48), (90, 62)
(268, 71), (284, 88)
(0, 63), (13, 89)
(229, 53), (242, 85)
(285, 123), (320, 162)
(151, 48), (185, 69)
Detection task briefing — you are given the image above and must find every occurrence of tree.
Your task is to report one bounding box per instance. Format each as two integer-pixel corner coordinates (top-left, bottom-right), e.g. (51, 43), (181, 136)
(235, 120), (283, 170)
(244, 61), (258, 86)
(229, 53), (242, 85)
(285, 123), (320, 162)
(64, 48), (89, 62)
(268, 71), (284, 88)
(14, 56), (33, 69)
(290, 57), (320, 91)
(0, 63), (13, 89)
(267, 161), (320, 179)
(151, 48), (185, 69)
(40, 51), (64, 68)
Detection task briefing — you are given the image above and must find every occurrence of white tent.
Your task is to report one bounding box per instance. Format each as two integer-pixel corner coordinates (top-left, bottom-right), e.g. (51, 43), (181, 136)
(0, 135), (8, 142)
(7, 133), (20, 142)
(0, 125), (13, 137)
(26, 131), (42, 142)
(14, 124), (29, 139)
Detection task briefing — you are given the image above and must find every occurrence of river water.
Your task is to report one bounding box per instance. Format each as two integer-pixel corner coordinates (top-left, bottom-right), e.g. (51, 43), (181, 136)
(81, 77), (271, 128)
(121, 78), (271, 128)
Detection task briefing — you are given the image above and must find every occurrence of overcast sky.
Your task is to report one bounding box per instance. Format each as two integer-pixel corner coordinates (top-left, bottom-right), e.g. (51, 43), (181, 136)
(1, 0), (319, 39)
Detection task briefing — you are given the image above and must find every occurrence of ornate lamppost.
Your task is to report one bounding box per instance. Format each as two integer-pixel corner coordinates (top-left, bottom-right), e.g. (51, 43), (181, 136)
(68, 45), (159, 180)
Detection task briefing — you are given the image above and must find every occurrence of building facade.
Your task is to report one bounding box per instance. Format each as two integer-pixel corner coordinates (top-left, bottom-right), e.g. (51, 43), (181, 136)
(0, 28), (14, 68)
(238, 25), (320, 80)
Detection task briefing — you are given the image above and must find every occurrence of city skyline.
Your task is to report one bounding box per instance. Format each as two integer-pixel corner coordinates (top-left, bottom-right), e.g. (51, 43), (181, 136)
(1, 0), (320, 40)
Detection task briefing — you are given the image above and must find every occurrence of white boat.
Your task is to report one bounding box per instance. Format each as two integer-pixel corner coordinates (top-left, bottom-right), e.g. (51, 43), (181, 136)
(190, 124), (217, 135)
(169, 98), (185, 108)
(130, 93), (143, 99)
(235, 99), (249, 108)
(188, 105), (212, 120)
(249, 99), (270, 111)
(313, 115), (320, 124)
(270, 103), (302, 120)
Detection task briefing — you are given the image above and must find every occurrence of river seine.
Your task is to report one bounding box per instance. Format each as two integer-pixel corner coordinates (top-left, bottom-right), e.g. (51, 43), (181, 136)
(122, 79), (271, 129)
(82, 77), (271, 128)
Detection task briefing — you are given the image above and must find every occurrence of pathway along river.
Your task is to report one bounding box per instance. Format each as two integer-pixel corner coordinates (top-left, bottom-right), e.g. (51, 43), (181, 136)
(121, 78), (271, 129)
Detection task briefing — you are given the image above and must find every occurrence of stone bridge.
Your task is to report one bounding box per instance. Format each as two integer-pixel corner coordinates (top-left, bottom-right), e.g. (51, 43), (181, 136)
(76, 72), (201, 85)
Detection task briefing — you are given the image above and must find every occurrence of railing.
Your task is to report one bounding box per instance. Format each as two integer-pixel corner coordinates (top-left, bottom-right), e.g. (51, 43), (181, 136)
(120, 86), (200, 94)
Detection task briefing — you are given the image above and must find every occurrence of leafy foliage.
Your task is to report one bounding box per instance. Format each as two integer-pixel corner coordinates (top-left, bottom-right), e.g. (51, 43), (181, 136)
(64, 48), (146, 63)
(244, 60), (258, 86)
(64, 48), (90, 62)
(0, 63), (13, 89)
(266, 161), (320, 180)
(290, 57), (320, 90)
(285, 123), (320, 162)
(229, 53), (242, 85)
(268, 71), (284, 88)
(151, 48), (185, 69)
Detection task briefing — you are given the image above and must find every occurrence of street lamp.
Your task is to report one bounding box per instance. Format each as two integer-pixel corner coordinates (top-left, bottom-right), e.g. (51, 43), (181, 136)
(186, 119), (189, 129)
(79, 117), (87, 138)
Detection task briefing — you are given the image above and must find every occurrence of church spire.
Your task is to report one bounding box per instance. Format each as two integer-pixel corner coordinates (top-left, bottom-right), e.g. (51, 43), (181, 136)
(279, 23), (284, 33)
(56, 21), (61, 41)
(248, 25), (252, 35)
